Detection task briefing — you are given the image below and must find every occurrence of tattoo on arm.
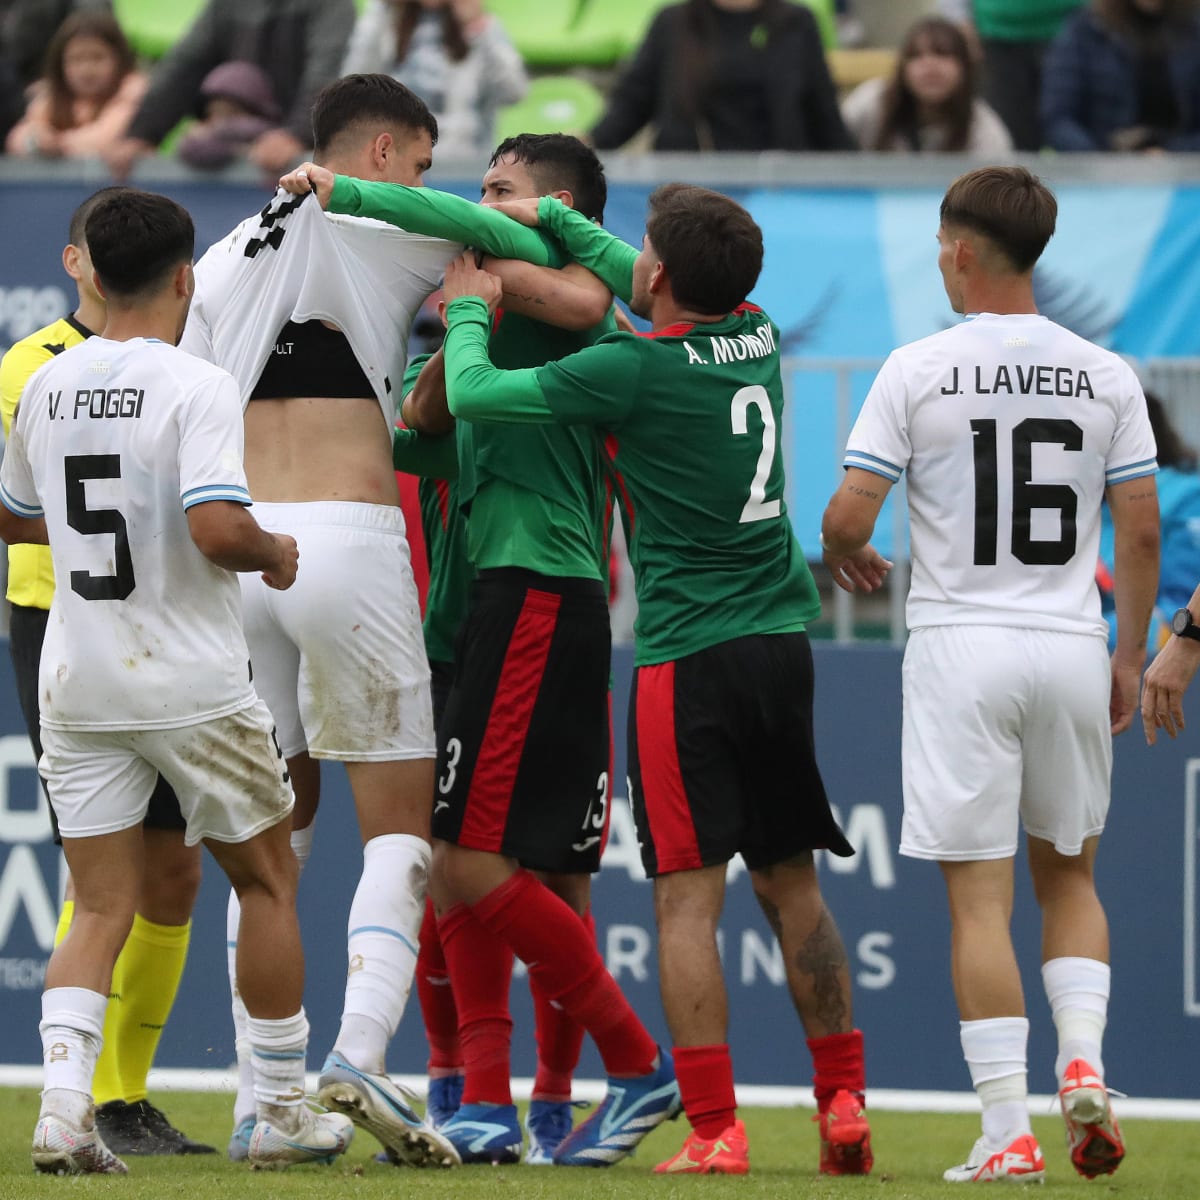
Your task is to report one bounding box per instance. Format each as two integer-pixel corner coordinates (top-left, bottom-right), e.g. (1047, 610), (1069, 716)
(507, 291), (545, 307)
(847, 485), (879, 499)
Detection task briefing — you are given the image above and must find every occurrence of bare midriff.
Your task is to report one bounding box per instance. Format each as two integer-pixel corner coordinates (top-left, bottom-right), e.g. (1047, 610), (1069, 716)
(243, 396), (400, 505)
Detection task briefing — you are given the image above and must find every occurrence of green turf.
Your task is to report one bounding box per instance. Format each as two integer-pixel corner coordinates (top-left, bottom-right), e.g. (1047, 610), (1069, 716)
(0, 1088), (1194, 1198)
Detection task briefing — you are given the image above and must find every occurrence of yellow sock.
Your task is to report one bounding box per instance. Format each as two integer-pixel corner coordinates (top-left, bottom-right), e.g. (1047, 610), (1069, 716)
(113, 915), (191, 1104)
(53, 900), (73, 949)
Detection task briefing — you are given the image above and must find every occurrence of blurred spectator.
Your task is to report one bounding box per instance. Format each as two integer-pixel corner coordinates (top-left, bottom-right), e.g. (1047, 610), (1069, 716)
(2, 0), (109, 86)
(591, 0), (852, 152)
(342, 0), (526, 160)
(841, 16), (1013, 152)
(1099, 391), (1200, 649)
(1041, 0), (1200, 152)
(938, 0), (1085, 150)
(5, 10), (144, 158)
(176, 60), (280, 170)
(105, 0), (354, 178)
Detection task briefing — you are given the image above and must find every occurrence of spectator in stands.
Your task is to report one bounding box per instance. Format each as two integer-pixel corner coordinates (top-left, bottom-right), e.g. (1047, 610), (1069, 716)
(1099, 392), (1200, 650)
(176, 60), (280, 170)
(938, 0), (1086, 151)
(1041, 0), (1200, 152)
(342, 0), (526, 161)
(105, 0), (354, 178)
(841, 15), (1013, 152)
(5, 10), (144, 158)
(2, 0), (110, 87)
(590, 0), (852, 153)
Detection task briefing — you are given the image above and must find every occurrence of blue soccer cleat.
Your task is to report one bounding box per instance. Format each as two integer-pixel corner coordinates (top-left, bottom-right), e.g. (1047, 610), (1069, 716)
(553, 1049), (682, 1166)
(317, 1050), (459, 1167)
(524, 1099), (575, 1165)
(227, 1114), (255, 1163)
(427, 1074), (464, 1130)
(440, 1102), (522, 1164)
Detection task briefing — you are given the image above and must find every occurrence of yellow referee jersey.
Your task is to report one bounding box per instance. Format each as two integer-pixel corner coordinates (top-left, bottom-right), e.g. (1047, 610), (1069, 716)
(0, 314), (95, 609)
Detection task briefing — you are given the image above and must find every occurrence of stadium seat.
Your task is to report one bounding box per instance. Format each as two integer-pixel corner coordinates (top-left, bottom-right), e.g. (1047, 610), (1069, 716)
(494, 75), (606, 143)
(568, 0), (676, 66)
(487, 0), (594, 69)
(113, 0), (206, 61)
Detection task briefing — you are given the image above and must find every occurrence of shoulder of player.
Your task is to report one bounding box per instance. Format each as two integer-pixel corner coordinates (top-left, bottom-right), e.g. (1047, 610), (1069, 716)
(0, 317), (79, 376)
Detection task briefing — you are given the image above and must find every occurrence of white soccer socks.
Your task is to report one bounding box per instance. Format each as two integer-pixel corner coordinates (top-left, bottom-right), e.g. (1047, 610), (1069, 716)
(333, 833), (430, 1075)
(40, 986), (107, 1124)
(1042, 956), (1109, 1084)
(960, 1017), (1032, 1148)
(248, 1009), (309, 1129)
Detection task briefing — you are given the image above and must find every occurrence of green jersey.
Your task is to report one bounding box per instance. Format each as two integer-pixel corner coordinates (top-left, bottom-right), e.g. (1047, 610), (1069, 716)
(441, 200), (820, 666)
(394, 358), (470, 666)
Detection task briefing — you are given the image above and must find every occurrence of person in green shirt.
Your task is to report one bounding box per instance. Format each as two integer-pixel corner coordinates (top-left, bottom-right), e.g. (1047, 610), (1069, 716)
(433, 183), (873, 1177)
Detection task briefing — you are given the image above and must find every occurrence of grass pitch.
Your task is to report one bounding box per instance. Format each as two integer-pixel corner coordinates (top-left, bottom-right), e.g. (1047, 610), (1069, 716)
(0, 1088), (1195, 1199)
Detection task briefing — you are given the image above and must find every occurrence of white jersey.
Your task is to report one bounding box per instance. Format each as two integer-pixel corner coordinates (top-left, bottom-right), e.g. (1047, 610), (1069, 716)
(180, 189), (461, 426)
(0, 337), (258, 730)
(845, 313), (1157, 635)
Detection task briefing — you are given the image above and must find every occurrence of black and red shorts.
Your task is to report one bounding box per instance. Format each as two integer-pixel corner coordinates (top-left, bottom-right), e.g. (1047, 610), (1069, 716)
(432, 569), (611, 873)
(628, 631), (853, 877)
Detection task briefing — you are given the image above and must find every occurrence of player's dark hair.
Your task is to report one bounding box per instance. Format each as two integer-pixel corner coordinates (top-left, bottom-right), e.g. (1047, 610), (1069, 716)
(646, 183), (762, 315)
(84, 190), (194, 299)
(488, 133), (607, 222)
(940, 166), (1056, 273)
(311, 73), (438, 158)
(68, 185), (132, 246)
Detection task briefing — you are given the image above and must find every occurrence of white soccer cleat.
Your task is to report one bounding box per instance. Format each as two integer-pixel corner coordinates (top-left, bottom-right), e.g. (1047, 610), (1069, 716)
(317, 1051), (459, 1167)
(943, 1133), (1045, 1184)
(247, 1106), (354, 1169)
(1058, 1058), (1125, 1178)
(32, 1112), (128, 1175)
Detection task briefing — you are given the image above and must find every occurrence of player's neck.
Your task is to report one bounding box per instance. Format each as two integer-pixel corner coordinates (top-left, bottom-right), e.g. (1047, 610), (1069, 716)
(100, 300), (182, 346)
(73, 297), (106, 338)
(649, 297), (726, 331)
(959, 277), (1037, 317)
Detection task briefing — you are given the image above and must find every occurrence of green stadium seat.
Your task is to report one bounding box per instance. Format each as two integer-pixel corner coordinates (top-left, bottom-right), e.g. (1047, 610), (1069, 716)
(487, 0), (594, 69)
(113, 0), (206, 61)
(494, 75), (605, 143)
(569, 0), (675, 66)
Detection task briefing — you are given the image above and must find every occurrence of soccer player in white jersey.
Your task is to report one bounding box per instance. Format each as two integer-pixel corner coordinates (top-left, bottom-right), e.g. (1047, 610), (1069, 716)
(0, 189), (354, 1174)
(820, 166), (1160, 1184)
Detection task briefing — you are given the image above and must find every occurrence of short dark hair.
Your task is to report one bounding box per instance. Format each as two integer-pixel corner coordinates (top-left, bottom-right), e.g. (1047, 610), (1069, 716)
(645, 183), (763, 315)
(69, 186), (133, 247)
(488, 133), (607, 222)
(311, 73), (438, 157)
(84, 190), (195, 299)
(940, 166), (1057, 273)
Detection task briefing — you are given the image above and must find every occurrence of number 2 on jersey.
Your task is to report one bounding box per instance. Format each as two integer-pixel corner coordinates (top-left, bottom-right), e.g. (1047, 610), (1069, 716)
(65, 453), (135, 600)
(970, 418), (1082, 566)
(731, 385), (781, 523)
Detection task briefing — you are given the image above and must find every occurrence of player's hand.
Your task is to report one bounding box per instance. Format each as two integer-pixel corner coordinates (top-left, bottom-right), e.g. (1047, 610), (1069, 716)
(262, 533), (299, 591)
(485, 197), (542, 226)
(1140, 636), (1200, 743)
(443, 251), (503, 312)
(1108, 655), (1141, 736)
(279, 161), (335, 207)
(824, 544), (892, 594)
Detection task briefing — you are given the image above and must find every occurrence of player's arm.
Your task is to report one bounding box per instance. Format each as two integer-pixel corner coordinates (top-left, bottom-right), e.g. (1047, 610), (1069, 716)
(820, 468), (894, 594)
(393, 425), (459, 479)
(0, 505), (48, 545)
(279, 165), (556, 265)
(400, 348), (453, 436)
(186, 502), (298, 590)
(1144, 576), (1200, 745)
(480, 258), (612, 330)
(0, 402), (47, 544)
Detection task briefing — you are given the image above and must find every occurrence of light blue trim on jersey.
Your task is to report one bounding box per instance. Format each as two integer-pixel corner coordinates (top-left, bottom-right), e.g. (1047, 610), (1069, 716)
(181, 484), (252, 510)
(0, 484), (42, 518)
(1106, 458), (1158, 485)
(349, 925), (418, 957)
(842, 451), (902, 483)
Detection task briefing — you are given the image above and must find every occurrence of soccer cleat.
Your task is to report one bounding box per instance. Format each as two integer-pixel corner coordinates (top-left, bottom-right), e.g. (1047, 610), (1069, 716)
(427, 1073), (464, 1130)
(1058, 1058), (1125, 1178)
(654, 1119), (750, 1175)
(943, 1133), (1046, 1183)
(552, 1048), (682, 1167)
(247, 1106), (354, 1169)
(524, 1099), (575, 1165)
(815, 1089), (873, 1175)
(32, 1112), (128, 1175)
(128, 1100), (216, 1154)
(317, 1050), (459, 1168)
(228, 1115), (255, 1162)
(440, 1102), (522, 1164)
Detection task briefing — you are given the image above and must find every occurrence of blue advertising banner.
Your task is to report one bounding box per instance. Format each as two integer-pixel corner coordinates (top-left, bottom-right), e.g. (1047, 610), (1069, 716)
(0, 643), (1196, 1101)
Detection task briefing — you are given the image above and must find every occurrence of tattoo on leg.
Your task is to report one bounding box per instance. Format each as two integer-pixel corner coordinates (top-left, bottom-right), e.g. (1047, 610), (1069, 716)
(795, 907), (850, 1033)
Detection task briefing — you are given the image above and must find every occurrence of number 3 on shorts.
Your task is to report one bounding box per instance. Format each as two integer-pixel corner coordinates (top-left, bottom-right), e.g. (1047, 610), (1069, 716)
(439, 736), (462, 795)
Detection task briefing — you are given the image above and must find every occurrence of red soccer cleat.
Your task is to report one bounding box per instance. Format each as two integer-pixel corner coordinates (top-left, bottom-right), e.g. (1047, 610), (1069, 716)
(654, 1119), (750, 1175)
(943, 1133), (1045, 1183)
(1058, 1058), (1125, 1178)
(815, 1089), (873, 1175)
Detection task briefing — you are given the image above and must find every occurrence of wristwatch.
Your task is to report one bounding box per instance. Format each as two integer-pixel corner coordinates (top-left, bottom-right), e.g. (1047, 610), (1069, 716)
(1172, 607), (1200, 643)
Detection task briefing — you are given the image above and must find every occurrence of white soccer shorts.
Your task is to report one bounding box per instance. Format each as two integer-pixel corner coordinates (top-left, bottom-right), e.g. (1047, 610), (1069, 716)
(240, 501), (435, 762)
(900, 624), (1112, 861)
(41, 698), (293, 845)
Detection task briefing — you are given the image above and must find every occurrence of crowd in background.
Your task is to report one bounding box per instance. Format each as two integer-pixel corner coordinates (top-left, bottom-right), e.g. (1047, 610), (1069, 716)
(0, 0), (1198, 174)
